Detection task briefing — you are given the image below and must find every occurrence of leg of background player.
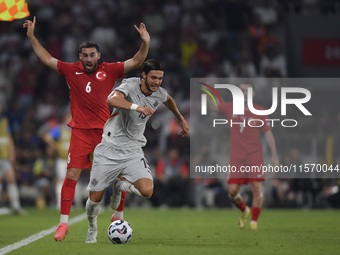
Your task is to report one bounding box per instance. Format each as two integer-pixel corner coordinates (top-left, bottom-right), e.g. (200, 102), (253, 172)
(250, 181), (263, 230)
(4, 165), (24, 214)
(229, 183), (250, 229)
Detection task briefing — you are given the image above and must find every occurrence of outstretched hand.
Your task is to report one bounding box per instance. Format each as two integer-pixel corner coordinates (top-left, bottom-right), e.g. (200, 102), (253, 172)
(178, 119), (189, 137)
(271, 156), (280, 167)
(134, 23), (150, 44)
(23, 16), (36, 38)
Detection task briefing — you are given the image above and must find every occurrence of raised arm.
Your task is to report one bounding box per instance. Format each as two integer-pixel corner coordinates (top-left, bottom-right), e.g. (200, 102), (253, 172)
(164, 95), (189, 137)
(23, 16), (58, 72)
(264, 130), (279, 166)
(124, 23), (150, 73)
(107, 90), (154, 116)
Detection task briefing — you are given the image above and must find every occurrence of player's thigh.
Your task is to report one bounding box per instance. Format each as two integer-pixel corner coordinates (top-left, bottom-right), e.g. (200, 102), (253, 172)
(0, 159), (10, 179)
(228, 183), (241, 196)
(120, 156), (153, 184)
(1, 160), (15, 183)
(250, 180), (263, 197)
(68, 129), (103, 169)
(133, 178), (154, 197)
(86, 143), (123, 192)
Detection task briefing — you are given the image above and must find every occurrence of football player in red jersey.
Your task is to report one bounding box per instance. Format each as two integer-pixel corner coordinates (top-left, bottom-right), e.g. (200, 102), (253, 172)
(23, 16), (150, 241)
(208, 82), (279, 230)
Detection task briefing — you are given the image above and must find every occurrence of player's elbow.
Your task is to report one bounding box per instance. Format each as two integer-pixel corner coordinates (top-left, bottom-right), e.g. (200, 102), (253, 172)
(41, 58), (51, 67)
(131, 58), (143, 69)
(106, 97), (118, 108)
(106, 97), (113, 106)
(124, 59), (142, 73)
(42, 58), (58, 72)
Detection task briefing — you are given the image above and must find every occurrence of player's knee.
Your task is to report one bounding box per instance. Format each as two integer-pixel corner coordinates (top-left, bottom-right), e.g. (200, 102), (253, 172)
(66, 168), (81, 181)
(252, 189), (262, 198)
(4, 166), (16, 183)
(89, 191), (103, 203)
(139, 185), (153, 198)
(251, 184), (262, 198)
(228, 189), (239, 198)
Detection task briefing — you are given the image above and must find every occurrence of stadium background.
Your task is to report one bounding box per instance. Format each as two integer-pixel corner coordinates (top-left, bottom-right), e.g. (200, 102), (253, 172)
(0, 0), (340, 211)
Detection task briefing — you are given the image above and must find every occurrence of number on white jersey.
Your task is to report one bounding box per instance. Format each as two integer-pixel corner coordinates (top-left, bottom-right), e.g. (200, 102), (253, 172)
(141, 158), (151, 170)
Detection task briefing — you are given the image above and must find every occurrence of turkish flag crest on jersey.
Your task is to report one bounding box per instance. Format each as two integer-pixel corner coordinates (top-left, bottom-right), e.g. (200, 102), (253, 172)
(96, 70), (107, 81)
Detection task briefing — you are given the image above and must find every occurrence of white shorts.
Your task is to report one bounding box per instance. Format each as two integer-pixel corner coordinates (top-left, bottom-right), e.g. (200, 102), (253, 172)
(0, 159), (10, 179)
(86, 141), (153, 192)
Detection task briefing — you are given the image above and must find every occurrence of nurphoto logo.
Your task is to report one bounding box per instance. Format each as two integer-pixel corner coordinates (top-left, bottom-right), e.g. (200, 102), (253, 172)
(198, 82), (312, 128)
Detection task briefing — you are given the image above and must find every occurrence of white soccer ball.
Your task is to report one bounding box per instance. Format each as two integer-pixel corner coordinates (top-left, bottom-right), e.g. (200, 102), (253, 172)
(108, 219), (133, 244)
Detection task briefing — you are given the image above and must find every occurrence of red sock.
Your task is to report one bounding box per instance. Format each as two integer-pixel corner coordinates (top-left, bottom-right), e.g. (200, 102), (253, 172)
(116, 191), (126, 212)
(235, 200), (246, 212)
(60, 178), (77, 215)
(251, 207), (261, 222)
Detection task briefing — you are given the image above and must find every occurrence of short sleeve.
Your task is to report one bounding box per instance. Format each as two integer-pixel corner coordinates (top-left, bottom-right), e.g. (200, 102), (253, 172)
(57, 61), (73, 77)
(106, 62), (125, 80)
(115, 80), (131, 98)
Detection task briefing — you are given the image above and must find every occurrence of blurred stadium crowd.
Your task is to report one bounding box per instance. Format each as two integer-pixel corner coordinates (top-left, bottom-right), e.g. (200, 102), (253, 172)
(0, 0), (339, 211)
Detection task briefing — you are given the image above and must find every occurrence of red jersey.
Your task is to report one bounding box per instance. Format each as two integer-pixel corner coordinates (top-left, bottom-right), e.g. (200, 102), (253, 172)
(58, 61), (125, 129)
(219, 102), (271, 161)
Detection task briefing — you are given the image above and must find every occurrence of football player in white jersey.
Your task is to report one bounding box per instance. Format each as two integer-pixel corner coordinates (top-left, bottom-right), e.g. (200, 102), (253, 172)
(84, 60), (189, 243)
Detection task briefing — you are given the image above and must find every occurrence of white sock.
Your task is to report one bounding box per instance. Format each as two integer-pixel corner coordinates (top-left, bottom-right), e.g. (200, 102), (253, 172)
(117, 180), (148, 198)
(7, 183), (21, 211)
(250, 220), (257, 224)
(86, 198), (100, 230)
(60, 214), (69, 224)
(115, 210), (124, 219)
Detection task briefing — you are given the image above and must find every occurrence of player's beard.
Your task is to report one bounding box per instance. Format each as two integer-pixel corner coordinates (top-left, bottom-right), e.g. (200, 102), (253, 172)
(144, 78), (158, 93)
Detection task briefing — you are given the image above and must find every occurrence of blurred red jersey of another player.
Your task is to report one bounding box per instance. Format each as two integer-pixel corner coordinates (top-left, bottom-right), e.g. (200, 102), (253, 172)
(219, 102), (271, 183)
(207, 82), (279, 230)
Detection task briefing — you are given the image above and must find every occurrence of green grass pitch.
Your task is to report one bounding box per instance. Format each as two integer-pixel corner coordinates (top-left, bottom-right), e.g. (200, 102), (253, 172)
(0, 208), (339, 255)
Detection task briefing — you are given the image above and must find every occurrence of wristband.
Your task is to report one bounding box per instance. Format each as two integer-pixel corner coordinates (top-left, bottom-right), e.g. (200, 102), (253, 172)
(130, 104), (139, 111)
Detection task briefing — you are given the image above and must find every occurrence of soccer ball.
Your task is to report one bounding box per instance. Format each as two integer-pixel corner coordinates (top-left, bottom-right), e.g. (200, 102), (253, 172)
(108, 219), (133, 244)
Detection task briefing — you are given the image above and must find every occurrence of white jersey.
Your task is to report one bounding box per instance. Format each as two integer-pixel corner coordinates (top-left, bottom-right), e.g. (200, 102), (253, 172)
(102, 77), (168, 149)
